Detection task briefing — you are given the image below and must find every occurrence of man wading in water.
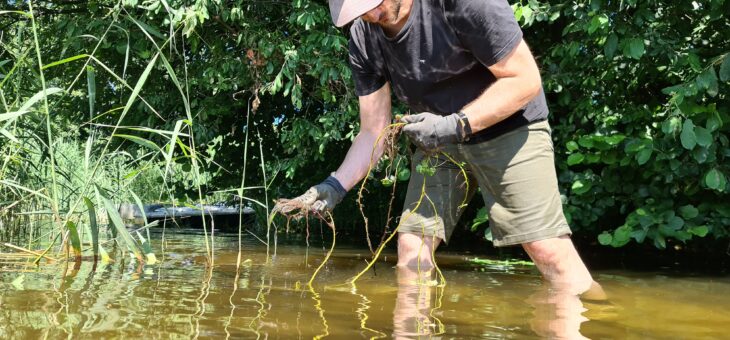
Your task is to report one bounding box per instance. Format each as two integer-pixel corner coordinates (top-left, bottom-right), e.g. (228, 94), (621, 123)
(275, 0), (605, 299)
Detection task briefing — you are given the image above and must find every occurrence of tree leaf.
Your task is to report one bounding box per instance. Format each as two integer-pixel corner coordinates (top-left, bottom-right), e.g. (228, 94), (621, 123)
(679, 205), (699, 219)
(623, 38), (645, 59)
(636, 148), (652, 165)
(666, 216), (684, 230)
(705, 168), (726, 190)
(598, 232), (612, 245)
(689, 226), (709, 237)
(632, 229), (648, 243)
(604, 34), (618, 58)
(571, 179), (592, 195)
(720, 55), (730, 82)
(680, 119), (697, 150)
(696, 68), (719, 97)
(694, 126), (713, 147)
(653, 234), (666, 249)
(567, 153), (585, 165)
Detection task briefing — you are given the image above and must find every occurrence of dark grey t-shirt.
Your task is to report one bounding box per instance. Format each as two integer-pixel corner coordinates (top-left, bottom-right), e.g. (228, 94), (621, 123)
(348, 0), (549, 143)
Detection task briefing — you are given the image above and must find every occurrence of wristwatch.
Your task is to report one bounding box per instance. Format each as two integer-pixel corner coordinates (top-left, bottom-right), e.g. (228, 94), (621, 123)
(456, 112), (473, 142)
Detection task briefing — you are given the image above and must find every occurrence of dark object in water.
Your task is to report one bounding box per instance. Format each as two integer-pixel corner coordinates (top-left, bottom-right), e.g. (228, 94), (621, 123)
(121, 203), (256, 232)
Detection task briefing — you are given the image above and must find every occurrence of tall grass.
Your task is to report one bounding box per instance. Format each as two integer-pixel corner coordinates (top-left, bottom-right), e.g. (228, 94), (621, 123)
(0, 2), (272, 267)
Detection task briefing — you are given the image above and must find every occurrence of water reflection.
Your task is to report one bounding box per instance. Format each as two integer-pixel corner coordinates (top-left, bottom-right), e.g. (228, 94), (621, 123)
(1, 231), (729, 338)
(392, 266), (444, 338)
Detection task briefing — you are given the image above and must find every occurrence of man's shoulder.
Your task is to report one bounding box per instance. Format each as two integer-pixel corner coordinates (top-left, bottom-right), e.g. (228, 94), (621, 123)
(349, 18), (374, 41)
(348, 19), (377, 54)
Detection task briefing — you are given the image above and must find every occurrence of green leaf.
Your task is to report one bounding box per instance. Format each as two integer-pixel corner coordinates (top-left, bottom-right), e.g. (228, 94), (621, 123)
(484, 227), (493, 242)
(623, 38), (645, 59)
(598, 232), (613, 245)
(720, 55), (730, 82)
(604, 34), (618, 58)
(666, 216), (685, 230)
(631, 229), (647, 243)
(705, 168), (727, 190)
(97, 186), (145, 262)
(689, 226), (709, 237)
(83, 197), (99, 261)
(636, 148), (652, 165)
(696, 68), (719, 97)
(566, 141), (579, 151)
(113, 134), (162, 152)
(19, 87), (64, 112)
(397, 168), (410, 182)
(678, 205), (699, 219)
(694, 126), (713, 147)
(611, 226), (632, 247)
(571, 179), (592, 195)
(680, 119), (697, 150)
(662, 117), (681, 134)
(604, 134), (626, 145)
(653, 234), (666, 249)
(66, 221), (82, 261)
(567, 153), (585, 166)
(471, 207), (489, 231)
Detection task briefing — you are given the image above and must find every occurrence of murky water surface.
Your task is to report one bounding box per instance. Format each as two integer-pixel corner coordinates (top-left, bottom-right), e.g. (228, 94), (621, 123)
(1, 230), (729, 339)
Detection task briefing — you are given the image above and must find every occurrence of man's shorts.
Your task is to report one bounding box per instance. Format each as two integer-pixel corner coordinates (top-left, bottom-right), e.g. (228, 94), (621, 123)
(398, 120), (572, 247)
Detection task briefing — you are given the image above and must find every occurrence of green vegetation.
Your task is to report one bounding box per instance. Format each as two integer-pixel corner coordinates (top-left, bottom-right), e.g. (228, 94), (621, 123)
(0, 0), (728, 260)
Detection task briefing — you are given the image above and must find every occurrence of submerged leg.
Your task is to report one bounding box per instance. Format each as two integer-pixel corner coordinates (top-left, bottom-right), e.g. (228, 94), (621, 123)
(522, 235), (606, 299)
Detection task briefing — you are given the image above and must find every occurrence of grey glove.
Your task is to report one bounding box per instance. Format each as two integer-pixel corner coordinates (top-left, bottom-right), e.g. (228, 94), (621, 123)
(293, 176), (347, 212)
(401, 112), (469, 152)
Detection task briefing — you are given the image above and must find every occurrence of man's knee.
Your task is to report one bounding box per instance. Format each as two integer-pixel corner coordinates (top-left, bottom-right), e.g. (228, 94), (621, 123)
(521, 234), (573, 267)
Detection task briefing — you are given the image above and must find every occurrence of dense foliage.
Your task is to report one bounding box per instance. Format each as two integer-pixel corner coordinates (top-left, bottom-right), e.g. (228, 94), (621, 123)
(1, 0), (728, 251)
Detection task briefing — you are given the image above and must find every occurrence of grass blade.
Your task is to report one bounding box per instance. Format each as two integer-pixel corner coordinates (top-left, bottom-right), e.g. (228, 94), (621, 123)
(163, 120), (184, 175)
(0, 127), (19, 143)
(66, 221), (82, 263)
(0, 110), (29, 122)
(0, 179), (51, 201)
(83, 197), (99, 261)
(41, 54), (90, 70)
(18, 87), (63, 112)
(86, 65), (96, 119)
(113, 133), (162, 153)
(96, 186), (145, 262)
(136, 230), (158, 264)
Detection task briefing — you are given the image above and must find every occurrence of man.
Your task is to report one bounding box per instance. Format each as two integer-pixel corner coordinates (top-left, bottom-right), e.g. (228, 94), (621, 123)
(278, 0), (602, 296)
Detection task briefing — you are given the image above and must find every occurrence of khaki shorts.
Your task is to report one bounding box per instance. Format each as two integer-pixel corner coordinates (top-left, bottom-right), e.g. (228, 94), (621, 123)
(398, 120), (571, 247)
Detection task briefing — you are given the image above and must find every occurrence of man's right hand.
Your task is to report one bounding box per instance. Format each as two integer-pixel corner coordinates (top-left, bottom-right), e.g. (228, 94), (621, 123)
(274, 176), (347, 214)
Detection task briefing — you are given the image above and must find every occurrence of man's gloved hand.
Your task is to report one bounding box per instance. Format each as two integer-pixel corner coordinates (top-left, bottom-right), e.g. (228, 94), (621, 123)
(401, 112), (469, 153)
(285, 176), (347, 213)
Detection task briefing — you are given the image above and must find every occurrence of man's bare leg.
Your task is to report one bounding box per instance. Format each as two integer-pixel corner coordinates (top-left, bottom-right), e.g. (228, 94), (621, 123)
(522, 235), (606, 299)
(397, 232), (441, 269)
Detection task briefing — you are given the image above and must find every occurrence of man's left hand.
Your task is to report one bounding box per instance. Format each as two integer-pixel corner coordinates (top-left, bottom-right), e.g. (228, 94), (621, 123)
(401, 112), (464, 153)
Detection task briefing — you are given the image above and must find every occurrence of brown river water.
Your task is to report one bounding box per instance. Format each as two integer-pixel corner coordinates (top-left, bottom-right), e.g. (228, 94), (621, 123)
(1, 229), (729, 339)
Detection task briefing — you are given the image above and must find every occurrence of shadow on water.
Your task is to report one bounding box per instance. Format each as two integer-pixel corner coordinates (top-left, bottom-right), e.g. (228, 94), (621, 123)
(1, 228), (730, 338)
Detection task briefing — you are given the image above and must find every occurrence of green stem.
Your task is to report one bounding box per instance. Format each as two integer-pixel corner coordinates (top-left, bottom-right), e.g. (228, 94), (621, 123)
(28, 0), (60, 220)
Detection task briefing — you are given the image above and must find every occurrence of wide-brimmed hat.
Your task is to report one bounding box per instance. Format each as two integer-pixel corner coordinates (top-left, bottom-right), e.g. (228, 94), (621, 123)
(329, 0), (383, 27)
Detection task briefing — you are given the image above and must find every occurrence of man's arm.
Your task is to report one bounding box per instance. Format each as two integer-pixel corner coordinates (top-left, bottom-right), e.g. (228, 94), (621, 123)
(461, 39), (543, 132)
(332, 83), (392, 191)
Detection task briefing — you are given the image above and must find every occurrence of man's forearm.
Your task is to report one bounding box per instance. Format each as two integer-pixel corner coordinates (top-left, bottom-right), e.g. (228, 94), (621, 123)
(332, 129), (386, 191)
(461, 76), (541, 133)
(461, 40), (543, 133)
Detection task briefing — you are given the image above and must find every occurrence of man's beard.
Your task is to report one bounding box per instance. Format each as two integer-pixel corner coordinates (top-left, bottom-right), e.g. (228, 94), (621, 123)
(391, 0), (402, 22)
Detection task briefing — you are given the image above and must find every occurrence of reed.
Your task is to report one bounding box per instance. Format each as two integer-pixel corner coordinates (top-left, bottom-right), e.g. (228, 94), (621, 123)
(0, 3), (274, 268)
